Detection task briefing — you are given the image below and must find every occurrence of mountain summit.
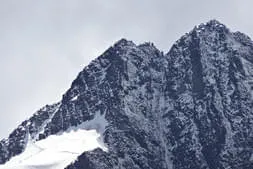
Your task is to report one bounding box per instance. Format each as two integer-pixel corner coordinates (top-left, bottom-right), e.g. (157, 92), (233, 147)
(1, 20), (253, 169)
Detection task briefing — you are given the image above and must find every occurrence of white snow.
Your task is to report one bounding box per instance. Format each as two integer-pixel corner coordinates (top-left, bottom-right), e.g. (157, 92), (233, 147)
(70, 95), (78, 101)
(0, 113), (108, 169)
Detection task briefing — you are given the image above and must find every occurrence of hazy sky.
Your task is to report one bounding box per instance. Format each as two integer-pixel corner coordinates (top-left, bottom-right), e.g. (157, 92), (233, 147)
(0, 0), (253, 139)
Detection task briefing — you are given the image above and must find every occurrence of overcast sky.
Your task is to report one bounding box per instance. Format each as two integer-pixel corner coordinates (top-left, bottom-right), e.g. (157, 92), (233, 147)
(0, 0), (253, 139)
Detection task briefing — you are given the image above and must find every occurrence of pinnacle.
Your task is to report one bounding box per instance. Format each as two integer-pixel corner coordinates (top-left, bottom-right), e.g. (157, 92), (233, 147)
(206, 19), (224, 26)
(113, 38), (136, 48)
(194, 19), (229, 33)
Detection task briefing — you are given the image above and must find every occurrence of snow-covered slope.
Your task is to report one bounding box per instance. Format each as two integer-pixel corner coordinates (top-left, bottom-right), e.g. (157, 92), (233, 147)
(0, 113), (108, 169)
(0, 130), (102, 169)
(1, 20), (253, 169)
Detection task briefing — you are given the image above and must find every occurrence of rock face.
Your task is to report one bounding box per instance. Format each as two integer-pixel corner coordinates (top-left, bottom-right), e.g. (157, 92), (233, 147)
(1, 20), (253, 169)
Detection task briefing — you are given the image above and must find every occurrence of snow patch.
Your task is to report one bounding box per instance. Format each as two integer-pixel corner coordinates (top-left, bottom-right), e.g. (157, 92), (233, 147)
(0, 113), (108, 169)
(71, 95), (79, 101)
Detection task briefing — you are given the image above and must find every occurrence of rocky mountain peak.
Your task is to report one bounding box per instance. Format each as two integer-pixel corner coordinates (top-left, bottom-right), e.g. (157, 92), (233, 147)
(113, 38), (135, 48)
(189, 20), (229, 39)
(2, 20), (253, 169)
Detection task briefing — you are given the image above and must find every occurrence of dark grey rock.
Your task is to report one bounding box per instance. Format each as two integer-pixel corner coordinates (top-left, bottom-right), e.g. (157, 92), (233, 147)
(1, 20), (253, 169)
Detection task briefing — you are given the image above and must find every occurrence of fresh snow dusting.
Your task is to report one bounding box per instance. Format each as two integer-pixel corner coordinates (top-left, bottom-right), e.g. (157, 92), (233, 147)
(0, 113), (108, 169)
(35, 103), (61, 140)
